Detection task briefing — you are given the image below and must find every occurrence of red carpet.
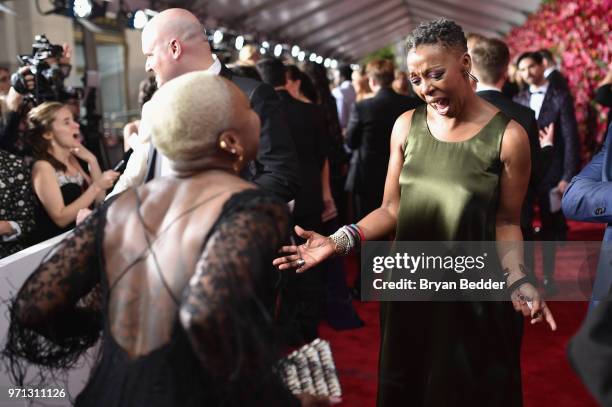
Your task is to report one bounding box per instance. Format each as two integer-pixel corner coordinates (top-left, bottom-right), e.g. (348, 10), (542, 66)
(320, 221), (606, 406)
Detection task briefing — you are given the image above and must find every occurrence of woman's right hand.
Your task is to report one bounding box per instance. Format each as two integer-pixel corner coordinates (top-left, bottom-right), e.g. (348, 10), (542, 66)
(273, 226), (336, 273)
(93, 170), (120, 191)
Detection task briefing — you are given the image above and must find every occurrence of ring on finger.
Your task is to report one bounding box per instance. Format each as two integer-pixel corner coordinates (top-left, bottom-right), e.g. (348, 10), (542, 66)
(296, 259), (305, 267)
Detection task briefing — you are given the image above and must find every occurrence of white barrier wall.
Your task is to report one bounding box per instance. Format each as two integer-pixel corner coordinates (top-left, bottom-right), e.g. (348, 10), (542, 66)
(0, 233), (91, 406)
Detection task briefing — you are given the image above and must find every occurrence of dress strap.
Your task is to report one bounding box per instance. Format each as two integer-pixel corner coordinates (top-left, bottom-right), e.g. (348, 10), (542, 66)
(486, 111), (511, 157)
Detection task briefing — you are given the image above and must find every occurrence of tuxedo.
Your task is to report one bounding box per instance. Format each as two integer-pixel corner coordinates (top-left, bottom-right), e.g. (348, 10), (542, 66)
(345, 87), (421, 218)
(546, 69), (570, 92)
(478, 89), (552, 185)
(144, 63), (300, 201)
(514, 84), (579, 191)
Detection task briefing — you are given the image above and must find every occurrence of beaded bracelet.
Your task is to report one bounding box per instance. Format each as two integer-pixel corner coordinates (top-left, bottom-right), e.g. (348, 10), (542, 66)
(347, 224), (365, 242)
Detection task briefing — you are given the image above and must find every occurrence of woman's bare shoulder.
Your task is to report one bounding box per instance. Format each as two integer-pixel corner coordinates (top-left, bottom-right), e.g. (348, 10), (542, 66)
(392, 108), (418, 149)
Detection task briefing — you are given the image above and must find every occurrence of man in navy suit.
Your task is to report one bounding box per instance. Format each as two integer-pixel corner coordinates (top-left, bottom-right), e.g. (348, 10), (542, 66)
(563, 123), (612, 310)
(514, 51), (579, 295)
(564, 125), (612, 407)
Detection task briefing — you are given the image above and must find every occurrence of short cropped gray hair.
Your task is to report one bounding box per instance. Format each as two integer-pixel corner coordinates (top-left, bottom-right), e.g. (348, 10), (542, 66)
(406, 18), (467, 54)
(147, 71), (234, 164)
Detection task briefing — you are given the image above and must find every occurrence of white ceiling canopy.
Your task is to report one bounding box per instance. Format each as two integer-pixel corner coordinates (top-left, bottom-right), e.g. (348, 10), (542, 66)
(126, 0), (542, 61)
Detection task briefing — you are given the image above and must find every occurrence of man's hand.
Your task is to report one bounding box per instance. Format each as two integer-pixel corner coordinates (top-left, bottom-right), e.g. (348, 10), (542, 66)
(558, 179), (569, 195)
(539, 123), (554, 148)
(76, 209), (92, 225)
(0, 220), (15, 236)
(6, 66), (35, 111)
(6, 87), (24, 112)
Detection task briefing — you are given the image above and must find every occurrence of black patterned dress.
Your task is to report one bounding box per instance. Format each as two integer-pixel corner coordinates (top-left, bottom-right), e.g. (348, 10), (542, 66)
(33, 166), (86, 243)
(0, 149), (35, 258)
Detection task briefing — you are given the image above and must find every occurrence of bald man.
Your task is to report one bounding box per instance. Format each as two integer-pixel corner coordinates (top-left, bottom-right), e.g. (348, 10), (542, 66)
(109, 8), (299, 201)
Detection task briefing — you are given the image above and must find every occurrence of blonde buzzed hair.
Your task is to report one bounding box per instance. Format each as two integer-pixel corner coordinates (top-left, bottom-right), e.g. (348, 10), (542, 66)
(147, 72), (235, 163)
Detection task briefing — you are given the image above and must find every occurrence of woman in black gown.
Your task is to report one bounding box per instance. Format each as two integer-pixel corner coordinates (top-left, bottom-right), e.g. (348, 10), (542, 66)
(4, 73), (330, 406)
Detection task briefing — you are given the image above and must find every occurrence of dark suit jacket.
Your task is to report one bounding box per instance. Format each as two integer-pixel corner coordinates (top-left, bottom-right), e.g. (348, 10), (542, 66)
(345, 88), (421, 200)
(219, 65), (300, 201)
(479, 89), (554, 232)
(276, 90), (328, 224)
(477, 89), (553, 185)
(546, 69), (570, 92)
(514, 84), (579, 188)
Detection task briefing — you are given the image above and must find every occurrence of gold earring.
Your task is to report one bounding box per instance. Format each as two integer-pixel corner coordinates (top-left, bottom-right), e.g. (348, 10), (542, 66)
(233, 152), (244, 173)
(220, 140), (228, 149)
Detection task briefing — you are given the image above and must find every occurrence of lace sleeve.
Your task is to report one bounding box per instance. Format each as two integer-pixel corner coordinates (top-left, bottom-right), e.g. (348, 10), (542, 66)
(179, 193), (296, 405)
(3, 205), (105, 385)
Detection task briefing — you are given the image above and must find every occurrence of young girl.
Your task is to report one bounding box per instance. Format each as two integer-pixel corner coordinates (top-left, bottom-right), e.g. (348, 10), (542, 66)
(28, 102), (118, 241)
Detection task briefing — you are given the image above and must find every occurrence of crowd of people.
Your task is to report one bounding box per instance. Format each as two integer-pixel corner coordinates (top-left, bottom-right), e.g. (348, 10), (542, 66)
(0, 6), (611, 407)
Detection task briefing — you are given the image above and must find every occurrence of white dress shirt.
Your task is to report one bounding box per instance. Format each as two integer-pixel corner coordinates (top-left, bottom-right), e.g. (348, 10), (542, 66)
(331, 80), (356, 130)
(475, 83), (501, 93)
(107, 57), (222, 198)
(529, 82), (549, 120)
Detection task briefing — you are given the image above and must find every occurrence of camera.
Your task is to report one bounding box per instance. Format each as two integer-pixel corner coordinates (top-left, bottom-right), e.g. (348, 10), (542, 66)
(10, 34), (83, 105)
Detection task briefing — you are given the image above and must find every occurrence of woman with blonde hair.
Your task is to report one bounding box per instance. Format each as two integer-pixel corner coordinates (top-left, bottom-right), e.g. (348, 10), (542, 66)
(28, 102), (118, 241)
(5, 73), (332, 406)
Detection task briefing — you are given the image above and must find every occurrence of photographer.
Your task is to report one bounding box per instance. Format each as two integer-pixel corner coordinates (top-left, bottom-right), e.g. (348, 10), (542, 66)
(0, 35), (76, 159)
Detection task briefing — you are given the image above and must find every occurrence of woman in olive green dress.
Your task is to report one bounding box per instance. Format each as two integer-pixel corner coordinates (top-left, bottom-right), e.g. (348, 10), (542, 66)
(274, 19), (556, 407)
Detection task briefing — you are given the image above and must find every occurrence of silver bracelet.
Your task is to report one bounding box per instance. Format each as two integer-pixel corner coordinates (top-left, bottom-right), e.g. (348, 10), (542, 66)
(329, 228), (353, 256)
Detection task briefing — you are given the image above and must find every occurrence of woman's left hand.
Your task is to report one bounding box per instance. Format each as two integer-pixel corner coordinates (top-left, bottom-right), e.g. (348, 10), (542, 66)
(511, 282), (557, 331)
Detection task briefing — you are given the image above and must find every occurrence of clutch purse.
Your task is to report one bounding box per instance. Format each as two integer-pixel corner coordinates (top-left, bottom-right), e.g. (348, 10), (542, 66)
(279, 338), (342, 398)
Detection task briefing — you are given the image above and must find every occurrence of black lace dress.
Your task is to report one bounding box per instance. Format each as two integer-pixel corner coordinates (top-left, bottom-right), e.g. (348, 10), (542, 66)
(4, 188), (299, 406)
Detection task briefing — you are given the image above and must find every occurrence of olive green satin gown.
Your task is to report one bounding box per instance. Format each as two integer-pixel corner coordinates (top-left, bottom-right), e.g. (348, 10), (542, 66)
(377, 105), (524, 406)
